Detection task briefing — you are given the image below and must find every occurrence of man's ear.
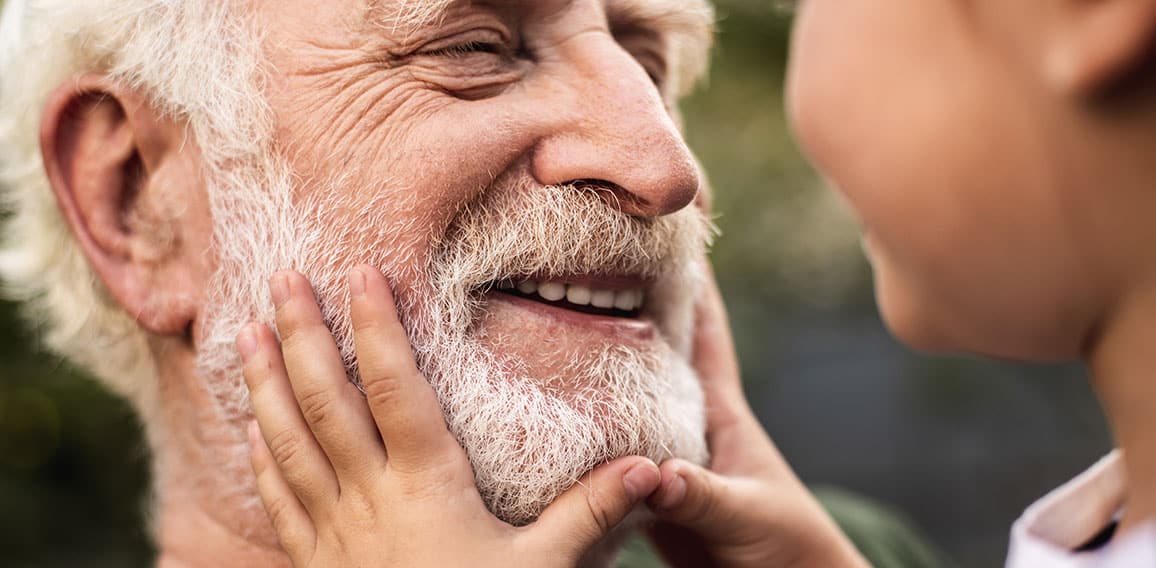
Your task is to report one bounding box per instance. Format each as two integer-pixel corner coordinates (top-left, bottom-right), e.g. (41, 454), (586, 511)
(1044, 0), (1156, 96)
(41, 74), (205, 337)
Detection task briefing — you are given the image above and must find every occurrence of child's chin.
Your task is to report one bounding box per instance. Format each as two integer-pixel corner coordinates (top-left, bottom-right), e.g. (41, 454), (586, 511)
(874, 277), (956, 355)
(876, 278), (1081, 362)
(882, 312), (954, 354)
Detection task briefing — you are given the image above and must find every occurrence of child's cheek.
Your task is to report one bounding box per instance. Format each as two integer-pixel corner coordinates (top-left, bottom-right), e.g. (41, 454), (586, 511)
(785, 1), (921, 234)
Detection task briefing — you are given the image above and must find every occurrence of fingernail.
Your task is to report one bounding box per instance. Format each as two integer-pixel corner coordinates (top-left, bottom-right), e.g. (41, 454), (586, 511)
(236, 324), (259, 362)
(623, 462), (660, 501)
(349, 267), (367, 297)
(270, 273), (290, 308)
(657, 473), (687, 510)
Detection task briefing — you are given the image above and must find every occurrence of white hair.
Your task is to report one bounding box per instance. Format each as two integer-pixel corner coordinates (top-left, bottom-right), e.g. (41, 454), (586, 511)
(0, 0), (716, 557)
(0, 0), (274, 420)
(0, 0), (714, 420)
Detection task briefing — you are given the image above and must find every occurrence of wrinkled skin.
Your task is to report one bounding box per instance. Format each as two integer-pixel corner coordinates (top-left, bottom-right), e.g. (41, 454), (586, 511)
(39, 0), (715, 565)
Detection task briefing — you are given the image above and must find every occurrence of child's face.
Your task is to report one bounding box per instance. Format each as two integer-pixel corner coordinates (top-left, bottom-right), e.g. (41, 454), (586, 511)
(785, 1), (1127, 360)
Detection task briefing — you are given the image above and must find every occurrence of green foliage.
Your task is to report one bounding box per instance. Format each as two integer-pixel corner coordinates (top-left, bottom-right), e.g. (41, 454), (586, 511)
(0, 302), (153, 567)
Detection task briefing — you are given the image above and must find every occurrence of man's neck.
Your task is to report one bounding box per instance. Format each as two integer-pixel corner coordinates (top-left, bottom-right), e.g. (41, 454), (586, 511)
(155, 498), (290, 568)
(1089, 282), (1156, 534)
(149, 352), (290, 567)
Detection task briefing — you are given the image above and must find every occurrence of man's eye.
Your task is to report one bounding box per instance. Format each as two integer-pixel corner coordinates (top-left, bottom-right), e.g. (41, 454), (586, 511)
(639, 61), (666, 88)
(406, 30), (526, 99)
(611, 30), (667, 89)
(422, 40), (504, 58)
(626, 51), (666, 88)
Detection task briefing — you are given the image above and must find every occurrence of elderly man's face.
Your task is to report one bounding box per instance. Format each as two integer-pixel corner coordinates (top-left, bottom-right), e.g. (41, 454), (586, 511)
(197, 0), (712, 526)
(260, 0), (704, 376)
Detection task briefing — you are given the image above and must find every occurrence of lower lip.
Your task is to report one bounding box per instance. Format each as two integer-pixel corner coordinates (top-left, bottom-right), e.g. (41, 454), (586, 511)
(486, 291), (656, 342)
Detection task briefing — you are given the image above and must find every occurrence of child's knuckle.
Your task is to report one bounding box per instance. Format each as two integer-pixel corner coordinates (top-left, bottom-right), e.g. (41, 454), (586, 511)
(268, 428), (308, 468)
(264, 496), (295, 531)
(364, 373), (404, 409)
(582, 490), (613, 537)
(297, 388), (336, 427)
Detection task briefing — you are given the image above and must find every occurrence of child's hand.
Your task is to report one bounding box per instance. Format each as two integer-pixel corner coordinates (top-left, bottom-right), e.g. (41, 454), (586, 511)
(645, 270), (869, 568)
(236, 266), (661, 567)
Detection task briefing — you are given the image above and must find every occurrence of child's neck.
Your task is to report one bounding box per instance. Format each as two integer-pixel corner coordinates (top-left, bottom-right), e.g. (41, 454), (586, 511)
(1089, 282), (1156, 534)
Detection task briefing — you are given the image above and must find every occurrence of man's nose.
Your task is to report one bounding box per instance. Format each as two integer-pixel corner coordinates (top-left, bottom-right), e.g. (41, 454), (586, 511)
(530, 36), (700, 218)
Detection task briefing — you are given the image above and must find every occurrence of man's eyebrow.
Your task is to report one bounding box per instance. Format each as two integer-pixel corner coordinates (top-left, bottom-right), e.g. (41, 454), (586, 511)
(366, 0), (456, 37)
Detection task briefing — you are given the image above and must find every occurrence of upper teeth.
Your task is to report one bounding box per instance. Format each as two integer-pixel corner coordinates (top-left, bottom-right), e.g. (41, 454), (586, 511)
(501, 280), (645, 311)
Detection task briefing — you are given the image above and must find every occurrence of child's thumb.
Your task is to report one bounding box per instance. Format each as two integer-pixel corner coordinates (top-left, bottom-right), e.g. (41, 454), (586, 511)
(647, 459), (732, 529)
(526, 457), (661, 557)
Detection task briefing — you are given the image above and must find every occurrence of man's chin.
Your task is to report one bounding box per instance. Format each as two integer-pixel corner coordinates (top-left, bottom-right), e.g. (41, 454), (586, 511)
(418, 311), (707, 527)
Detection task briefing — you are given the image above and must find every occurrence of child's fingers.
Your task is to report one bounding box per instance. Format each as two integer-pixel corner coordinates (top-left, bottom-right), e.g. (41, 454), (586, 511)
(650, 459), (869, 568)
(270, 271), (387, 482)
(690, 264), (766, 469)
(525, 457), (660, 558)
(248, 420), (317, 565)
(239, 322), (339, 513)
(647, 459), (732, 529)
(348, 265), (462, 473)
(691, 264), (742, 397)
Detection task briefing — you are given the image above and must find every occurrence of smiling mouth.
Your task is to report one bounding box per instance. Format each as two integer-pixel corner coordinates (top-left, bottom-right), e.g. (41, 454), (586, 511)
(487, 278), (646, 319)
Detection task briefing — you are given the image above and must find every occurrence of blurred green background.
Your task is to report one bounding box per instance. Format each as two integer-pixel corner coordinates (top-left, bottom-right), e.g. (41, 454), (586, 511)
(0, 2), (1112, 567)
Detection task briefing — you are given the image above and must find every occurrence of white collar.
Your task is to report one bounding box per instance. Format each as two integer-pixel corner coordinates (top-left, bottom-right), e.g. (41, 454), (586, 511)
(1006, 450), (1156, 567)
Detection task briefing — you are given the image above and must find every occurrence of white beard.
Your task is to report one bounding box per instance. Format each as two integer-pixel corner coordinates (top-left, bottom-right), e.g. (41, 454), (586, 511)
(194, 163), (711, 530)
(420, 332), (706, 526)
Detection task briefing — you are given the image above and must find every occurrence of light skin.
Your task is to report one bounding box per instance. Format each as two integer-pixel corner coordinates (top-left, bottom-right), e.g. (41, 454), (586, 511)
(239, 266), (663, 566)
(257, 0), (703, 383)
(641, 266), (865, 568)
(241, 264), (866, 567)
(38, 0), (716, 565)
(788, 0), (1156, 536)
(248, 0), (1156, 564)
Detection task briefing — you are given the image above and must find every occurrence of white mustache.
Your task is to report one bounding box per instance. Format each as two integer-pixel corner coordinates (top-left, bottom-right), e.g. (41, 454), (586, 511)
(434, 178), (710, 288)
(417, 175), (713, 340)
